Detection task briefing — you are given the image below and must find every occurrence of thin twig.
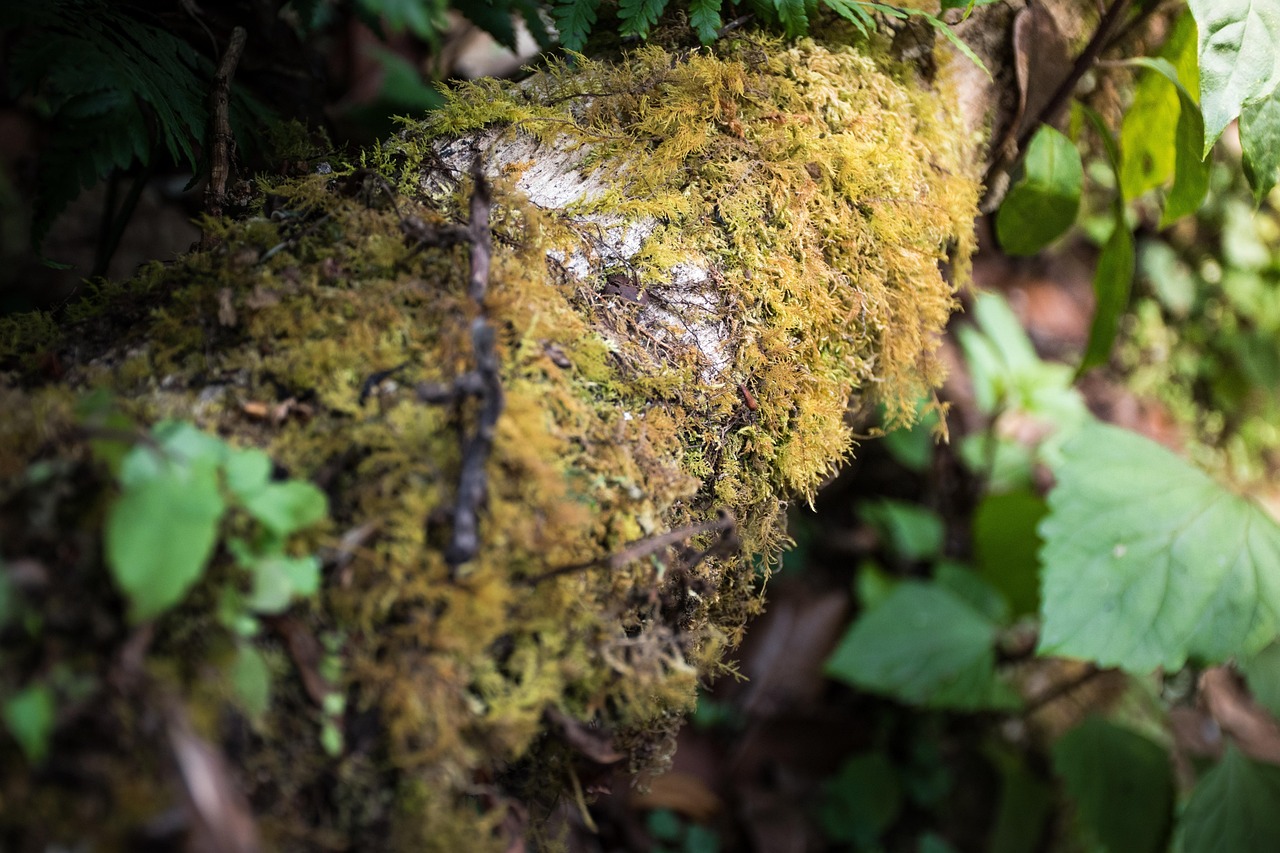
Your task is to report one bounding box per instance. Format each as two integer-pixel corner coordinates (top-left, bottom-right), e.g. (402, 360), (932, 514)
(202, 25), (247, 247)
(525, 510), (738, 585)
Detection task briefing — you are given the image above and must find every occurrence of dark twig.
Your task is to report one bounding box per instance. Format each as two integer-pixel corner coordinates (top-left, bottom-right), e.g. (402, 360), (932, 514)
(202, 26), (247, 247)
(983, 0), (1132, 191)
(525, 509), (738, 586)
(1021, 664), (1104, 716)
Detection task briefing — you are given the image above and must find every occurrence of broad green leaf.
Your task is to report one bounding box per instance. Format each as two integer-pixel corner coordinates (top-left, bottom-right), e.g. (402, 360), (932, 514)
(106, 456), (225, 623)
(996, 126), (1082, 256)
(989, 752), (1053, 853)
(230, 644), (271, 721)
(1242, 93), (1280, 201)
(1180, 746), (1280, 853)
(223, 446), (272, 502)
(246, 555), (320, 614)
(240, 481), (328, 536)
(1188, 0), (1280, 154)
(1078, 215), (1134, 373)
(825, 582), (1017, 710)
(935, 561), (1010, 625)
(2, 684), (54, 764)
(1241, 639), (1280, 717)
(1039, 421), (1280, 672)
(688, 0), (722, 44)
(819, 753), (902, 847)
(1124, 58), (1210, 224)
(1119, 12), (1200, 201)
(854, 560), (897, 610)
(1051, 718), (1173, 853)
(972, 490), (1047, 618)
(859, 499), (944, 562)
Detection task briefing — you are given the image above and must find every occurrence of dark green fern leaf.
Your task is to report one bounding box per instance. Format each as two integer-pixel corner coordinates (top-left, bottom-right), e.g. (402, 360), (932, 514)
(689, 0), (723, 44)
(553, 0), (602, 52)
(820, 0), (875, 35)
(618, 0), (669, 39)
(773, 0), (809, 37)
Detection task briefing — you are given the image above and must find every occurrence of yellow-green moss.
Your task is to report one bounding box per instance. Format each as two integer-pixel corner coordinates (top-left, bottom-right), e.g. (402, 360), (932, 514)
(0, 32), (978, 850)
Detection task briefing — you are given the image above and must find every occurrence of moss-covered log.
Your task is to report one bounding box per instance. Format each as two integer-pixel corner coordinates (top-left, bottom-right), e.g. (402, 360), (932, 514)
(0, 32), (979, 850)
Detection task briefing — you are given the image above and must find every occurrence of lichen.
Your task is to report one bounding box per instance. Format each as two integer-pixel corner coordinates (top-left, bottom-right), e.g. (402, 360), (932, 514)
(0, 32), (979, 850)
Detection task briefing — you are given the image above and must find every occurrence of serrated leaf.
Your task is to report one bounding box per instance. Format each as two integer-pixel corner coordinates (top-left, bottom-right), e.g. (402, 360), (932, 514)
(1078, 215), (1134, 372)
(1241, 93), (1280, 201)
(1119, 12), (1199, 201)
(996, 126), (1082, 255)
(106, 456), (225, 623)
(618, 0), (668, 37)
(1188, 0), (1280, 154)
(689, 0), (723, 43)
(240, 481), (328, 537)
(1180, 746), (1280, 853)
(230, 644), (272, 720)
(1123, 58), (1209, 224)
(1051, 718), (1173, 853)
(825, 582), (1017, 710)
(2, 684), (55, 764)
(1038, 421), (1280, 672)
(552, 0), (601, 51)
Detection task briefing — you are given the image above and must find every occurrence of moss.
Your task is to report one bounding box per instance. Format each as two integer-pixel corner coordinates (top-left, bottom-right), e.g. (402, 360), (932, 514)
(0, 32), (978, 850)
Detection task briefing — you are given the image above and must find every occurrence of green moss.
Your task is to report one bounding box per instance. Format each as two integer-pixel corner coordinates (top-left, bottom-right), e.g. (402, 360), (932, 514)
(0, 32), (978, 850)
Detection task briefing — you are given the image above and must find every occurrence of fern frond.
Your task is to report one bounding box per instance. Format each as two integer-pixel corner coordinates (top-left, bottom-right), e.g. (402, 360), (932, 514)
(772, 0), (809, 37)
(688, 0), (723, 44)
(820, 0), (875, 36)
(553, 0), (602, 52)
(618, 0), (669, 39)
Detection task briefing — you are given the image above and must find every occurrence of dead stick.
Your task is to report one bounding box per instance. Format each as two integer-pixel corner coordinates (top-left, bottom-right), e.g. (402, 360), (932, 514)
(202, 25), (247, 244)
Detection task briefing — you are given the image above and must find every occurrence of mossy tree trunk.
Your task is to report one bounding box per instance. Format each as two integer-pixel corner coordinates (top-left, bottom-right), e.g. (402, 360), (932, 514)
(0, 20), (1029, 851)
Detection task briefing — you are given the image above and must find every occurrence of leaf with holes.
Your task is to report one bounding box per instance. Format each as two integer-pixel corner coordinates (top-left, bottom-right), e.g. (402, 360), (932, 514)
(1039, 421), (1280, 672)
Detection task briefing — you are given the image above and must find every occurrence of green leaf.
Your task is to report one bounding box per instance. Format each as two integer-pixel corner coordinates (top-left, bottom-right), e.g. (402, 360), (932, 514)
(825, 582), (1017, 710)
(1038, 421), (1280, 672)
(240, 481), (328, 537)
(1078, 217), (1134, 373)
(821, 0), (875, 36)
(2, 684), (55, 764)
(1242, 93), (1280, 201)
(688, 0), (723, 44)
(1124, 58), (1210, 224)
(618, 0), (669, 38)
(1188, 0), (1280, 154)
(230, 644), (272, 721)
(360, 0), (446, 41)
(106, 454), (225, 623)
(772, 0), (809, 38)
(935, 562), (1010, 624)
(552, 0), (601, 52)
(1051, 718), (1173, 853)
(223, 446), (272, 501)
(819, 753), (902, 847)
(246, 555), (321, 614)
(456, 0), (517, 50)
(972, 490), (1047, 618)
(1241, 639), (1280, 717)
(859, 499), (944, 562)
(996, 126), (1082, 255)
(1180, 746), (1280, 853)
(1119, 11), (1199, 201)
